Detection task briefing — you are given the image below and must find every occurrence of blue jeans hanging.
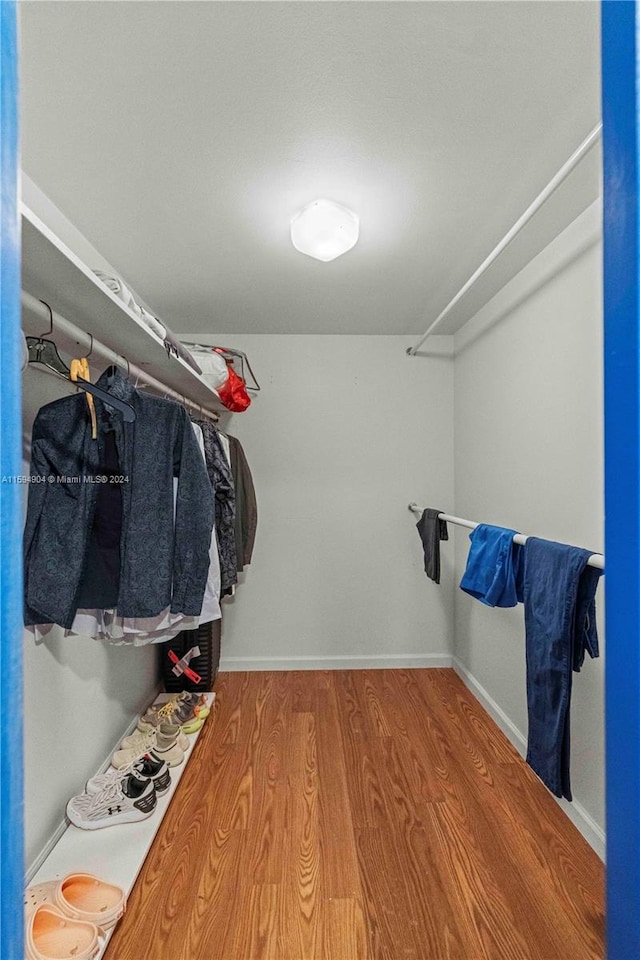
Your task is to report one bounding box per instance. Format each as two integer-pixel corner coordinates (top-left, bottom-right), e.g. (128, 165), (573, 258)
(521, 537), (602, 800)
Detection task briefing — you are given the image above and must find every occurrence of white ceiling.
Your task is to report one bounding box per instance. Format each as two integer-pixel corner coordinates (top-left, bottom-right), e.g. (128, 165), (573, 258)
(19, 1), (601, 337)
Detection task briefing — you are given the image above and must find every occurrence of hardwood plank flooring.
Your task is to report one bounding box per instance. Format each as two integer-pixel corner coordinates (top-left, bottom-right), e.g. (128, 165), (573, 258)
(105, 670), (604, 960)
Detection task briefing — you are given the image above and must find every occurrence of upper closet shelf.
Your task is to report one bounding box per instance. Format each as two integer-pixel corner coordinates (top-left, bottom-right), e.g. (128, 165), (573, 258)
(21, 203), (225, 413)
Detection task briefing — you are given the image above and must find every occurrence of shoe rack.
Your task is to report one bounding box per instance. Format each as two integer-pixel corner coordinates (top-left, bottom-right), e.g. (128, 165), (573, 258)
(27, 692), (215, 960)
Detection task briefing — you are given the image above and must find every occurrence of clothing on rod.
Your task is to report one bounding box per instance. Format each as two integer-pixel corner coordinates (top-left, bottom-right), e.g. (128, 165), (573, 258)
(75, 415), (123, 610)
(191, 422), (222, 626)
(519, 537), (602, 801)
(24, 368), (214, 629)
(228, 433), (258, 571)
(32, 607), (200, 646)
(416, 508), (448, 584)
(29, 419), (223, 645)
(192, 417), (237, 596)
(459, 523), (521, 608)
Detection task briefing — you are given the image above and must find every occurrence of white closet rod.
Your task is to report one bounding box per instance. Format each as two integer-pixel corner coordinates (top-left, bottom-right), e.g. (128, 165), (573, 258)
(21, 291), (220, 421)
(407, 502), (605, 570)
(406, 122), (603, 356)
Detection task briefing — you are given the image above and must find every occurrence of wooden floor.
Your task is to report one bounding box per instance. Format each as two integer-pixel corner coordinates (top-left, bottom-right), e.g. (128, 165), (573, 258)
(105, 670), (604, 960)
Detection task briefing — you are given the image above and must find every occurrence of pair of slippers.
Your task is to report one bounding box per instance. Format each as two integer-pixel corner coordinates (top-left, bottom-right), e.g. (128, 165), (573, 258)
(25, 873), (125, 960)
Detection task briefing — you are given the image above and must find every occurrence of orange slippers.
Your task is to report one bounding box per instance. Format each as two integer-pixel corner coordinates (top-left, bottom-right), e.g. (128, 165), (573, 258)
(25, 872), (126, 960)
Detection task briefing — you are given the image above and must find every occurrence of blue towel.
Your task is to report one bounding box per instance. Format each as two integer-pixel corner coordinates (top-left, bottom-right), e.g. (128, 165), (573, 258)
(459, 524), (521, 607)
(522, 537), (602, 800)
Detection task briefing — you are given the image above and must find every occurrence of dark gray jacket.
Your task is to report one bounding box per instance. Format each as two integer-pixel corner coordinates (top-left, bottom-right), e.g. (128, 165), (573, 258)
(24, 370), (214, 628)
(228, 434), (257, 571)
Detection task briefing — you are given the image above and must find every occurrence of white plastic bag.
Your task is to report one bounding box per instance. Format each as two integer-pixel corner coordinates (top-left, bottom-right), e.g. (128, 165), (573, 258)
(190, 347), (230, 390)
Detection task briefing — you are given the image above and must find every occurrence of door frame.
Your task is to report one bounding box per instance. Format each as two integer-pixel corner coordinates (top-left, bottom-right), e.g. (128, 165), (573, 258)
(602, 2), (640, 958)
(0, 2), (24, 959)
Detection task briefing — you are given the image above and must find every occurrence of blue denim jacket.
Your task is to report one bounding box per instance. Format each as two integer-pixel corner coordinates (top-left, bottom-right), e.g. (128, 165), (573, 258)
(24, 369), (214, 628)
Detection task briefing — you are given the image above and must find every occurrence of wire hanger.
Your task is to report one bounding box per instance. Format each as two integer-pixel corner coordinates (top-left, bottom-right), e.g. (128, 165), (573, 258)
(180, 341), (261, 391)
(26, 324), (136, 423)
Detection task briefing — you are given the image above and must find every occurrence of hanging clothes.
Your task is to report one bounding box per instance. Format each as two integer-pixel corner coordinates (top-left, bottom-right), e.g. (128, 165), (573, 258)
(227, 434), (257, 572)
(217, 430), (231, 467)
(519, 537), (602, 800)
(32, 608), (200, 646)
(24, 368), (214, 628)
(75, 415), (123, 609)
(29, 420), (222, 646)
(191, 422), (222, 624)
(191, 418), (237, 596)
(416, 508), (448, 583)
(459, 524), (521, 607)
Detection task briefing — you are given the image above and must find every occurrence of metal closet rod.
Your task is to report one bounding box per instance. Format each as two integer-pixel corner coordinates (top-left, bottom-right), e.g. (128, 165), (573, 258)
(407, 503), (605, 570)
(21, 291), (220, 421)
(406, 122), (603, 356)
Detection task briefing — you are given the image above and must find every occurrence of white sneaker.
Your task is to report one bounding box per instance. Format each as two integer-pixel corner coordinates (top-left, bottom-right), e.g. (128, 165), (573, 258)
(67, 775), (156, 830)
(86, 754), (171, 796)
(112, 730), (184, 770)
(121, 723), (188, 753)
(111, 730), (157, 769)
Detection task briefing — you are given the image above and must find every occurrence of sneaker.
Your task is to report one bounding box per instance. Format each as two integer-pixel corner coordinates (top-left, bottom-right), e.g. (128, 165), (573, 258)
(67, 775), (156, 830)
(112, 730), (184, 769)
(122, 722), (188, 753)
(111, 729), (157, 767)
(137, 699), (204, 735)
(170, 691), (211, 718)
(86, 754), (171, 796)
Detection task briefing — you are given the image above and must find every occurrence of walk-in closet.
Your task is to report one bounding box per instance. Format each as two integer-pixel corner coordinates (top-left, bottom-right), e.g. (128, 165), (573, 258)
(3, 1), (639, 958)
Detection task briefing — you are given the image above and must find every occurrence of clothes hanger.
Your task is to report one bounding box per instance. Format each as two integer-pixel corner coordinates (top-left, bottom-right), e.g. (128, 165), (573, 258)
(70, 357), (97, 439)
(26, 307), (136, 422)
(220, 347), (260, 392)
(180, 341), (261, 391)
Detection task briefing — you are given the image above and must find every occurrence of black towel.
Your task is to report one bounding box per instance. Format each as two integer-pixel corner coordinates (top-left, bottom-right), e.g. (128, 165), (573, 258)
(416, 508), (449, 584)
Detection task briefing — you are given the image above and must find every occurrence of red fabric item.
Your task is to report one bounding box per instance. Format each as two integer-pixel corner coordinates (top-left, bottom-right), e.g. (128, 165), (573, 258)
(214, 349), (251, 412)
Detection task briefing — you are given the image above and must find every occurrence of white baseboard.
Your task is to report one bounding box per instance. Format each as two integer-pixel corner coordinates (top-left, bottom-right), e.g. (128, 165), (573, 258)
(453, 658), (529, 753)
(453, 657), (605, 861)
(220, 653), (454, 672)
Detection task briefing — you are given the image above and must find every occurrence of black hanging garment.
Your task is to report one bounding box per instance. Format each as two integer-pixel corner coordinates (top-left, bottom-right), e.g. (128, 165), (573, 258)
(192, 418), (237, 596)
(416, 508), (449, 584)
(75, 417), (123, 609)
(228, 434), (257, 572)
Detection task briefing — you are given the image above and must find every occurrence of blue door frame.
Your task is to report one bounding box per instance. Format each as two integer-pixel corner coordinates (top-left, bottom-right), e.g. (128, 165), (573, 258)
(0, 2), (639, 958)
(603, 3), (640, 958)
(0, 3), (24, 959)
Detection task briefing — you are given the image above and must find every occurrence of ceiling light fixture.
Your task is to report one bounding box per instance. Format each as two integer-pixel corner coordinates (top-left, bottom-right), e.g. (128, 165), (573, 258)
(290, 198), (359, 262)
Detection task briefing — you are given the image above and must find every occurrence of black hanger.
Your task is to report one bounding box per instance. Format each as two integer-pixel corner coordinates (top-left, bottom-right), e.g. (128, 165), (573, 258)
(26, 337), (136, 422)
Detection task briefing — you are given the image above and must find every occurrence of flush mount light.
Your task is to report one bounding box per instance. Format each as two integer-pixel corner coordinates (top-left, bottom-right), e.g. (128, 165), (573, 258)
(290, 198), (359, 262)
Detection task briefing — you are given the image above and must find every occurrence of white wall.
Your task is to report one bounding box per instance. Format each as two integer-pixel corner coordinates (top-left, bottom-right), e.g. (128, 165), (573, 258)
(185, 334), (455, 669)
(23, 617), (158, 873)
(452, 201), (605, 853)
